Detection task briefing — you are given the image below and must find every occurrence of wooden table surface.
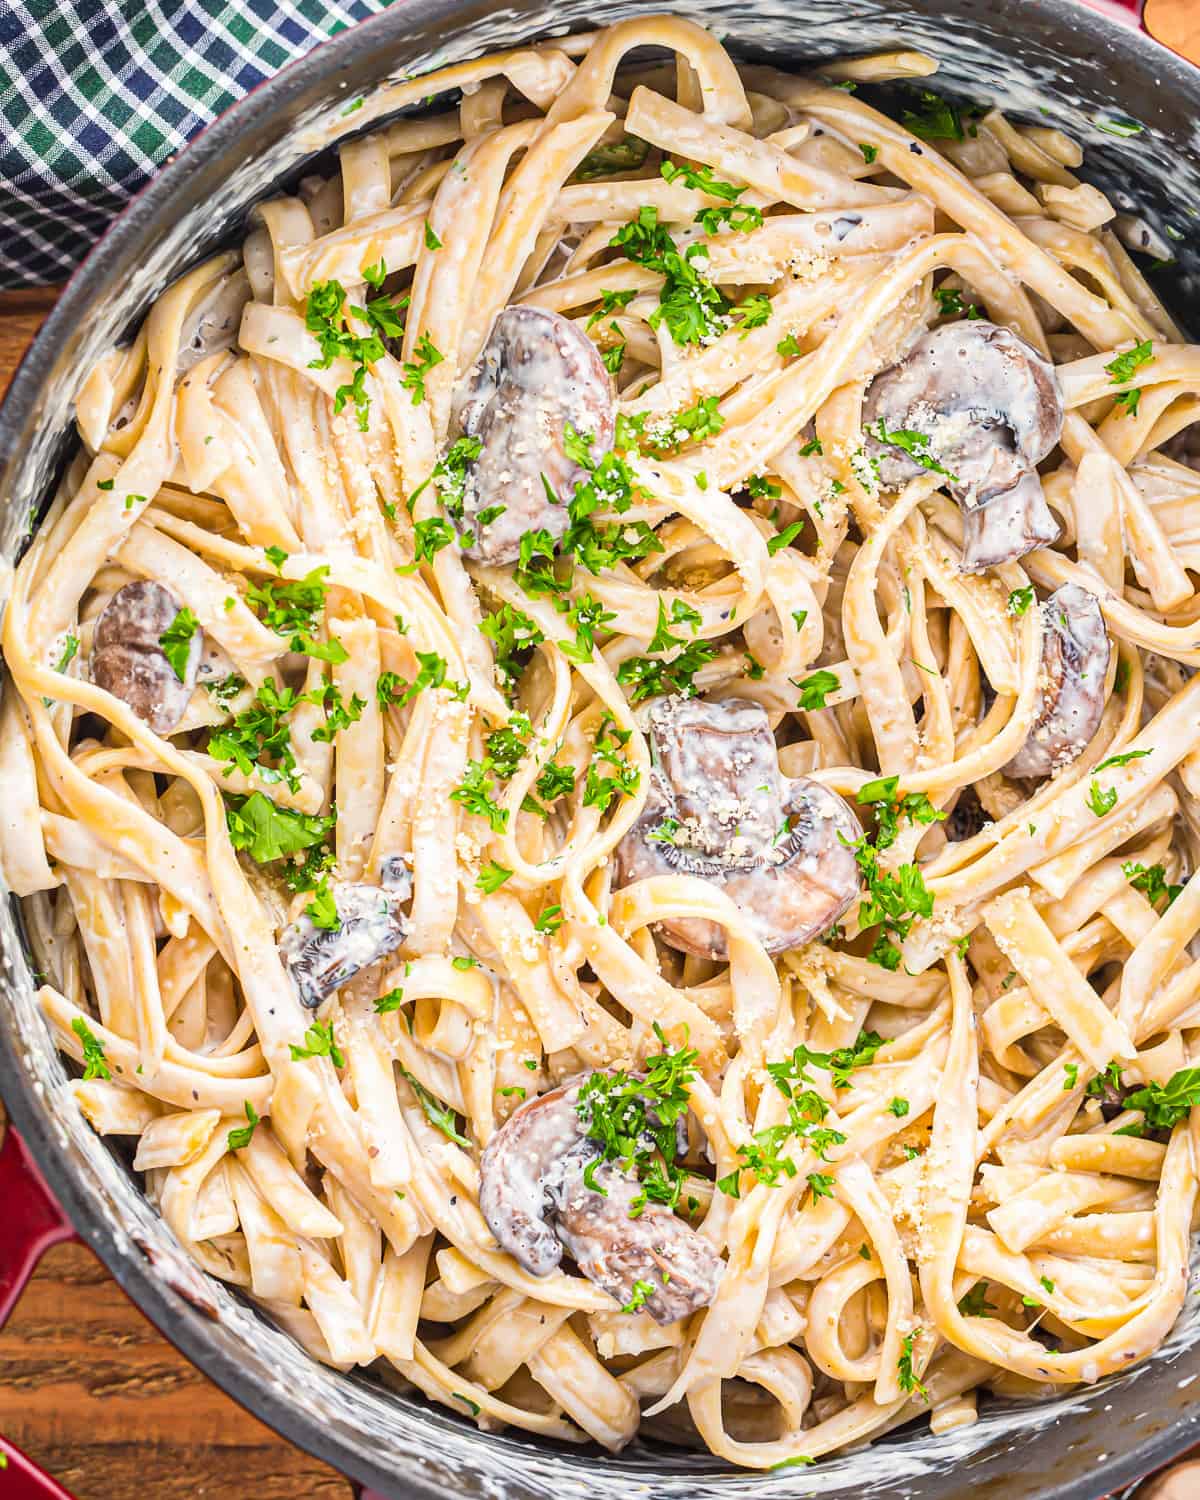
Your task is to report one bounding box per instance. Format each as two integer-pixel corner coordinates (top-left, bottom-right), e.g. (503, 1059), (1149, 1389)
(2, 8), (1200, 1485)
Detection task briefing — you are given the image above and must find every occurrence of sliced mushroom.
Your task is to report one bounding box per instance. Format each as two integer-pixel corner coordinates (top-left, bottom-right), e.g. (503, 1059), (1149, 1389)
(279, 875), (409, 1009)
(1005, 583), (1110, 779)
(92, 581), (202, 734)
(479, 1079), (722, 1324)
(450, 305), (615, 566)
(863, 320), (1065, 570)
(614, 697), (861, 960)
(959, 469), (1060, 572)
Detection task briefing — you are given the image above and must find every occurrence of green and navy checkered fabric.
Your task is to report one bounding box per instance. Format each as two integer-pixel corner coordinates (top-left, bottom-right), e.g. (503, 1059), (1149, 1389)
(0, 0), (391, 288)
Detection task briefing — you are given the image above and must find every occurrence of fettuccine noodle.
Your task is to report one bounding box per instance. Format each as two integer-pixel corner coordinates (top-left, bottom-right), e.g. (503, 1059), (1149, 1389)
(4, 15), (1200, 1468)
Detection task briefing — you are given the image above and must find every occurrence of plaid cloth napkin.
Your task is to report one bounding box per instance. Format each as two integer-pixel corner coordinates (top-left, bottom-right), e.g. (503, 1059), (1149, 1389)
(0, 0), (392, 288)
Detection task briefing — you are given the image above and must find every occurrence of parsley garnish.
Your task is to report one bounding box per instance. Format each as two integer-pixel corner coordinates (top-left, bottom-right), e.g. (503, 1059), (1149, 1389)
(610, 206), (729, 346)
(290, 1019), (344, 1068)
(617, 639), (716, 703)
(158, 608), (199, 682)
(856, 774), (945, 850)
(53, 634), (79, 674)
(1096, 750), (1150, 771)
(1121, 861), (1181, 908)
(246, 566), (346, 663)
(1007, 586), (1034, 617)
(225, 792), (335, 871)
(868, 419), (958, 482)
(897, 1330), (929, 1400)
(401, 1068), (471, 1147)
(451, 760), (509, 833)
(401, 332), (444, 405)
(480, 603), (544, 691)
(207, 680), (302, 790)
(902, 89), (967, 141)
(1105, 340), (1154, 385)
(375, 987), (405, 1014)
(71, 1017), (111, 1081)
(576, 1026), (697, 1215)
(1115, 1067), (1200, 1135)
(621, 1278), (656, 1314)
(227, 1101), (260, 1151)
(793, 669), (839, 710)
(304, 876), (340, 931)
(1087, 780), (1118, 817)
(847, 837), (934, 970)
(476, 860), (512, 893)
(575, 136), (649, 180)
(958, 1283), (994, 1317)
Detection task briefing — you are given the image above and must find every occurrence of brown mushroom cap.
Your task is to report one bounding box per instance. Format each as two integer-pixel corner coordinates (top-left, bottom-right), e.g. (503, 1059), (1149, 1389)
(450, 305), (615, 566)
(614, 697), (861, 960)
(279, 874), (410, 1009)
(478, 1080), (722, 1324)
(958, 470), (1060, 574)
(863, 320), (1065, 569)
(92, 580), (202, 734)
(1005, 583), (1111, 779)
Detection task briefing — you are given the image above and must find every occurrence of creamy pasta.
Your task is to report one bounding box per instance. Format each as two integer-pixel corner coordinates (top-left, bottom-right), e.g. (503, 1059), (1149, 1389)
(5, 13), (1200, 1469)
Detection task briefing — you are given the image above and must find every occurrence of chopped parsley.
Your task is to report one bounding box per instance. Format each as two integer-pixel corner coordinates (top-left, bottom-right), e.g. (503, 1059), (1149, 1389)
(617, 639), (716, 703)
(401, 1067), (471, 1147)
(71, 1016), (111, 1081)
(621, 1278), (656, 1314)
(901, 89), (969, 142)
(848, 836), (934, 970)
(1115, 1067), (1200, 1136)
(246, 565), (347, 663)
(575, 135), (649, 180)
(1096, 750), (1150, 771)
(897, 1330), (929, 1400)
(374, 987), (405, 1014)
(476, 860), (512, 893)
(576, 1025), (697, 1215)
(480, 603), (544, 691)
(610, 206), (728, 346)
(158, 608), (199, 682)
(958, 1282), (994, 1317)
(401, 332), (444, 405)
(225, 791), (335, 873)
(1087, 780), (1118, 817)
(1007, 586), (1034, 617)
(304, 276), (406, 431)
(856, 774), (945, 850)
(290, 1019), (345, 1068)
(451, 759), (509, 833)
(227, 1101), (260, 1151)
(1121, 861), (1181, 908)
(1105, 340), (1154, 385)
(304, 876), (340, 931)
(207, 679), (302, 790)
(767, 1030), (885, 1094)
(868, 419), (958, 482)
(53, 634), (79, 673)
(792, 669), (839, 710)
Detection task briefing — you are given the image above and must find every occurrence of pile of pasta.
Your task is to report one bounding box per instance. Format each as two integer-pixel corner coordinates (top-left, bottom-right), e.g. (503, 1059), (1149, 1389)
(3, 12), (1200, 1469)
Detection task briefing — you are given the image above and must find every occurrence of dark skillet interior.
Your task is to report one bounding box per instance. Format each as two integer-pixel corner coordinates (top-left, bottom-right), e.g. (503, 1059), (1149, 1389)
(2, 3), (1200, 1498)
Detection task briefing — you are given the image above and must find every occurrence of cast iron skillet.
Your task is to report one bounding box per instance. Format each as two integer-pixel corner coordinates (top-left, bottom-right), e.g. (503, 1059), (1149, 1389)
(2, 2), (1200, 1497)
